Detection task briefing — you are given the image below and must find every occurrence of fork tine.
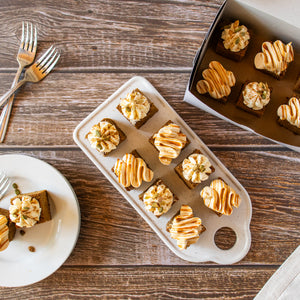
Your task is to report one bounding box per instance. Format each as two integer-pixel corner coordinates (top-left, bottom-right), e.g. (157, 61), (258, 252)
(33, 25), (37, 50)
(39, 47), (56, 68)
(20, 21), (25, 48)
(45, 53), (60, 74)
(28, 22), (33, 52)
(24, 22), (29, 50)
(0, 172), (5, 184)
(0, 178), (10, 199)
(36, 45), (53, 65)
(0, 176), (9, 191)
(41, 51), (58, 71)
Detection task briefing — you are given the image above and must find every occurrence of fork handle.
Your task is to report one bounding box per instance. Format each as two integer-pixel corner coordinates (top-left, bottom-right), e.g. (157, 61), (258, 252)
(0, 65), (24, 142)
(0, 79), (26, 108)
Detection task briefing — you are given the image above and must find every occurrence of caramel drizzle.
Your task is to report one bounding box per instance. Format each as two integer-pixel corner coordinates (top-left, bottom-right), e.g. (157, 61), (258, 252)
(196, 61), (236, 99)
(255, 41), (294, 75)
(169, 205), (202, 250)
(154, 123), (187, 165)
(201, 179), (240, 215)
(277, 97), (300, 128)
(114, 153), (153, 188)
(0, 215), (9, 252)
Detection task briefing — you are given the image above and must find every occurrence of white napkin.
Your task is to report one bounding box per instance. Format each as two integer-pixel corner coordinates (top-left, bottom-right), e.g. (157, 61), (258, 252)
(255, 246), (300, 300)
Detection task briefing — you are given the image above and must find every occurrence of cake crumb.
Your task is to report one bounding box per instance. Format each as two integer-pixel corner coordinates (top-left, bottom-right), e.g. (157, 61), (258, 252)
(20, 230), (25, 236)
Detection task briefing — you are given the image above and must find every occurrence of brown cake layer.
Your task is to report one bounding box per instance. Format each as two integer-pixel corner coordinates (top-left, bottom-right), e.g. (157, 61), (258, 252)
(117, 89), (158, 129)
(149, 120), (190, 155)
(0, 208), (16, 241)
(139, 178), (178, 218)
(256, 67), (286, 80)
(216, 37), (249, 62)
(10, 190), (52, 224)
(175, 149), (215, 190)
(277, 118), (300, 135)
(112, 150), (153, 191)
(235, 81), (272, 117)
(295, 74), (300, 93)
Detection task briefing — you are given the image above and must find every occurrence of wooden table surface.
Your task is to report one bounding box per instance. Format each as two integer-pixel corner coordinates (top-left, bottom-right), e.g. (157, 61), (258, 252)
(0, 0), (299, 298)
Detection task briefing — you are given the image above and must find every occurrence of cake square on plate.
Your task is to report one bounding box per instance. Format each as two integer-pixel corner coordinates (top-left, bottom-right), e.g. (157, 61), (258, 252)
(117, 88), (158, 129)
(139, 178), (178, 218)
(175, 149), (215, 189)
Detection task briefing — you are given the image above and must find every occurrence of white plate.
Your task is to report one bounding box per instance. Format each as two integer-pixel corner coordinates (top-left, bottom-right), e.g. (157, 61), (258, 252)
(0, 154), (80, 287)
(73, 76), (252, 264)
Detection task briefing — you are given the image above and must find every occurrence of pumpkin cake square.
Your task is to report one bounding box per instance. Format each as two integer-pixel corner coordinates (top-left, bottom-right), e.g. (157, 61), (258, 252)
(277, 97), (300, 135)
(236, 81), (272, 117)
(113, 150), (154, 191)
(10, 190), (52, 228)
(0, 208), (16, 242)
(254, 40), (294, 80)
(149, 120), (190, 165)
(196, 61), (236, 103)
(139, 179), (178, 218)
(86, 118), (126, 156)
(216, 20), (250, 62)
(166, 205), (206, 250)
(175, 149), (215, 189)
(200, 178), (241, 216)
(117, 88), (158, 129)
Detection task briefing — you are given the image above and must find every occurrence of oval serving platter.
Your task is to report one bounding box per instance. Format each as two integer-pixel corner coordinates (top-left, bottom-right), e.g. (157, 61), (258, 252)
(73, 76), (252, 264)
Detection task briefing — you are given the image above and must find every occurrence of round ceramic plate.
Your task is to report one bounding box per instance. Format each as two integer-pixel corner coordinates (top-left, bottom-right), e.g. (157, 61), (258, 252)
(0, 154), (80, 287)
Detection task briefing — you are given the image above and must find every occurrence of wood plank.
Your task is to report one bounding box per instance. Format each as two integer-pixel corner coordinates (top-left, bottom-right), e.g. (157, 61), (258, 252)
(0, 149), (298, 266)
(0, 0), (222, 70)
(0, 266), (276, 299)
(0, 72), (276, 147)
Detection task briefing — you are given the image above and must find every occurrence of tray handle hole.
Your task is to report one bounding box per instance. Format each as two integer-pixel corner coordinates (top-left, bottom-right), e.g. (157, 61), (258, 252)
(214, 227), (237, 250)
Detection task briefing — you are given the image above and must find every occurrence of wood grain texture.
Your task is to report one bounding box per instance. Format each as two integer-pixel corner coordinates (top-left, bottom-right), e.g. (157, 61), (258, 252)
(0, 149), (298, 266)
(0, 0), (223, 70)
(0, 0), (299, 295)
(0, 266), (276, 299)
(0, 72), (277, 147)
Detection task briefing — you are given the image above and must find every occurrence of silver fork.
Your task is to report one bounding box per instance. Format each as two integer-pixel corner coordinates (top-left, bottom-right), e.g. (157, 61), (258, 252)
(0, 22), (37, 143)
(0, 45), (60, 108)
(0, 171), (10, 200)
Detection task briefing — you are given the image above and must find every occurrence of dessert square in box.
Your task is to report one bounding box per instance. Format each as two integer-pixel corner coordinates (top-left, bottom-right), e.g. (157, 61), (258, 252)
(184, 0), (300, 152)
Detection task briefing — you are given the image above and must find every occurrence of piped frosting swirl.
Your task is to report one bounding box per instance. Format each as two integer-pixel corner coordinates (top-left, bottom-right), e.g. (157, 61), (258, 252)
(9, 195), (41, 228)
(153, 123), (187, 165)
(87, 120), (120, 153)
(168, 205), (204, 250)
(120, 89), (150, 124)
(114, 153), (153, 188)
(200, 179), (240, 216)
(143, 182), (174, 217)
(182, 153), (213, 183)
(242, 82), (271, 110)
(254, 40), (294, 76)
(221, 20), (250, 52)
(0, 215), (9, 252)
(277, 97), (300, 128)
(196, 61), (236, 99)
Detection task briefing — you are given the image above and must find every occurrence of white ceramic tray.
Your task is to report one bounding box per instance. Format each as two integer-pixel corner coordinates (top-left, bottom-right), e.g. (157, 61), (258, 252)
(73, 76), (252, 264)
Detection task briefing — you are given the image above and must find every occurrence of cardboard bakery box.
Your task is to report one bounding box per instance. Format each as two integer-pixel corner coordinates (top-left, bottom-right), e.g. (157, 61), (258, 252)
(184, 0), (300, 152)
